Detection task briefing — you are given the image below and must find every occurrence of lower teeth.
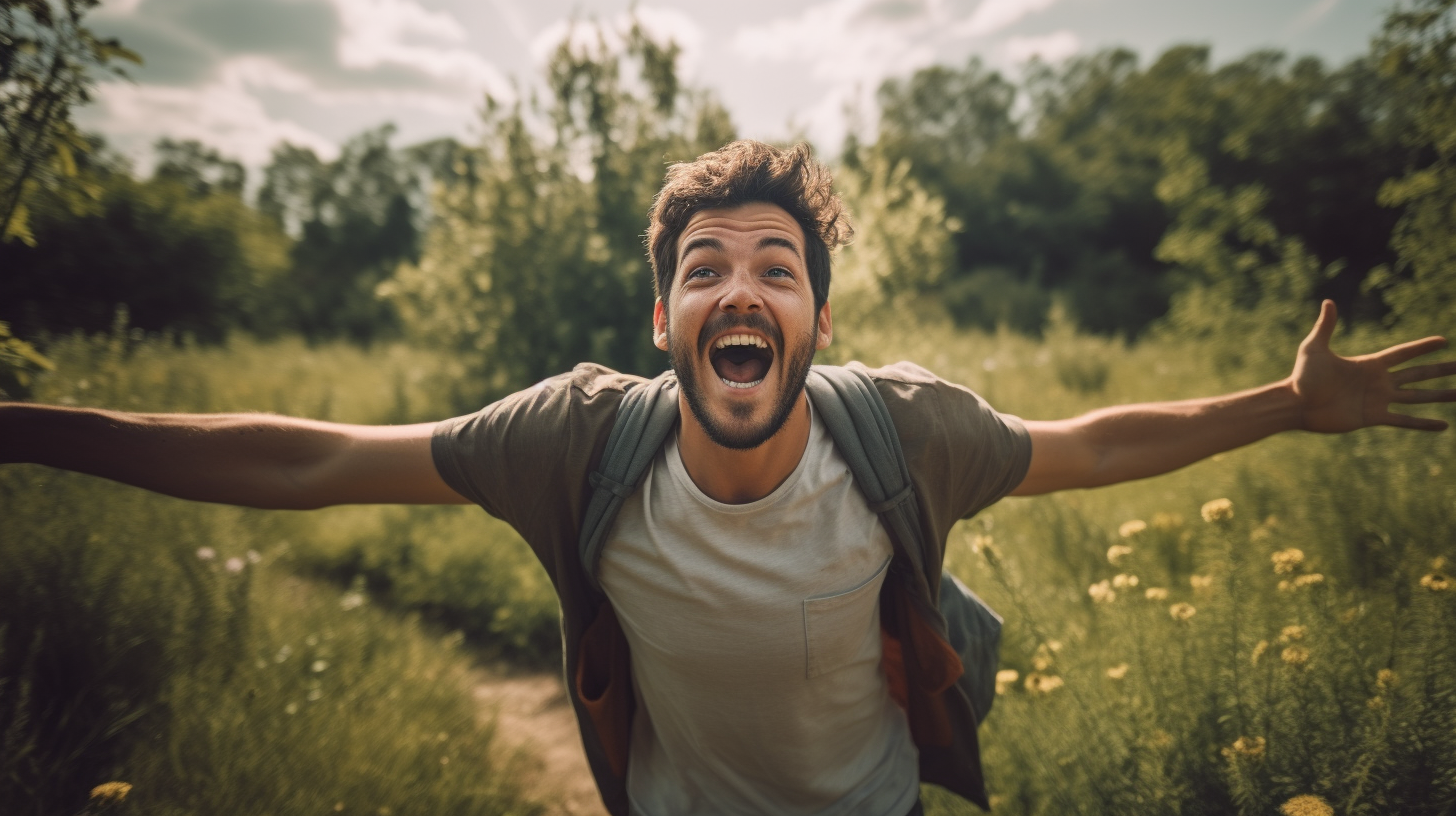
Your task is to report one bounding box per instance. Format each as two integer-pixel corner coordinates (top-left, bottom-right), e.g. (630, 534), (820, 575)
(720, 377), (763, 389)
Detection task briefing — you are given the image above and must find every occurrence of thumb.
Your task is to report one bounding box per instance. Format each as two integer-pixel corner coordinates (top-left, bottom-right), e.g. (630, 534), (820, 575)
(1304, 299), (1337, 349)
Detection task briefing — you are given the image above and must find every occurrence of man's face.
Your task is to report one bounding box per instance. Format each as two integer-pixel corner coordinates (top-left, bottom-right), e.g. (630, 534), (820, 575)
(654, 202), (833, 450)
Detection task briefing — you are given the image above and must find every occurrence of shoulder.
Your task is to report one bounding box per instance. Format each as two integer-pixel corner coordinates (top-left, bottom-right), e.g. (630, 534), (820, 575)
(844, 360), (992, 419)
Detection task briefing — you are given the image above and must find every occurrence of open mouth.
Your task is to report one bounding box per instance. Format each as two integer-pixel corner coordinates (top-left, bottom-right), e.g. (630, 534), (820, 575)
(709, 333), (774, 389)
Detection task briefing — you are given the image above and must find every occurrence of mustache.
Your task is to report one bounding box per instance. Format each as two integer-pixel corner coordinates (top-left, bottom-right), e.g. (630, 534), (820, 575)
(696, 312), (782, 357)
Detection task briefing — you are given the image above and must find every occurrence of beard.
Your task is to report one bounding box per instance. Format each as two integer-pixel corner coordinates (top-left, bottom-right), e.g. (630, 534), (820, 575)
(669, 311), (816, 451)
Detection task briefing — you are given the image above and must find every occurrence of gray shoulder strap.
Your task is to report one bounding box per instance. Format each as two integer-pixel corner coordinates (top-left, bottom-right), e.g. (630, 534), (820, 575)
(804, 365), (933, 588)
(578, 370), (680, 595)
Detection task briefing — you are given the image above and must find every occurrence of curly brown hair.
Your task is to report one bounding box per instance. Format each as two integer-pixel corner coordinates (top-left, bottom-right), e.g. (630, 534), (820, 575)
(647, 140), (852, 316)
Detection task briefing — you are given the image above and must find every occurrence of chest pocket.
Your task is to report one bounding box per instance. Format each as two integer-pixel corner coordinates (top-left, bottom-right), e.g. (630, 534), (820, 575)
(803, 556), (892, 679)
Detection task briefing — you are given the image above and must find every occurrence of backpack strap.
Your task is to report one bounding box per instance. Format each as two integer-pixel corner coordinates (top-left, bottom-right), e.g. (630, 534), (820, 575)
(578, 370), (680, 596)
(804, 365), (935, 590)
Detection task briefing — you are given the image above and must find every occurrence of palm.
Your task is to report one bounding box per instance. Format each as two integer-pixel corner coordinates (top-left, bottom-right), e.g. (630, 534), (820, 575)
(1291, 301), (1456, 434)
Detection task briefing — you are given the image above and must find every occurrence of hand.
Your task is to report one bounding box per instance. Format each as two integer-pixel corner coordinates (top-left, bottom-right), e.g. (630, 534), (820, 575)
(1292, 300), (1456, 433)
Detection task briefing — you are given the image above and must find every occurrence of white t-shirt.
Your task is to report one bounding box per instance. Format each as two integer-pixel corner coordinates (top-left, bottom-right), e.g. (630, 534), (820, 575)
(599, 405), (920, 816)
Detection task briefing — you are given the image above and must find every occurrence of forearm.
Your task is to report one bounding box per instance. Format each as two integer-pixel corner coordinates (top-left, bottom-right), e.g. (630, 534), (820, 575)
(1016, 378), (1305, 494)
(1, 404), (358, 509)
(1072, 379), (1303, 485)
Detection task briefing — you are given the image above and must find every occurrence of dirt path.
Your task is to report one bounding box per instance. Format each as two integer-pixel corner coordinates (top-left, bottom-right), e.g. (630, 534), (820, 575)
(474, 670), (608, 816)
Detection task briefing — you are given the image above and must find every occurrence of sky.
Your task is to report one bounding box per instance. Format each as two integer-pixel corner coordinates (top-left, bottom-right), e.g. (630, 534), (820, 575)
(78, 0), (1390, 174)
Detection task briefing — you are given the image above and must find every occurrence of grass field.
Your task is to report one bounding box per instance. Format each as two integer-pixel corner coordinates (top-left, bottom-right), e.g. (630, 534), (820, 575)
(4, 312), (1454, 815)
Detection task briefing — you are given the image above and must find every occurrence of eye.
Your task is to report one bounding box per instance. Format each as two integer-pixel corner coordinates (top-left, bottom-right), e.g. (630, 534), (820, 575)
(686, 267), (717, 280)
(764, 266), (791, 278)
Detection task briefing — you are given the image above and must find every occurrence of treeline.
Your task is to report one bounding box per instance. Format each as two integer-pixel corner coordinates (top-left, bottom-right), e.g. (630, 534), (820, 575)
(2, 1), (1452, 400)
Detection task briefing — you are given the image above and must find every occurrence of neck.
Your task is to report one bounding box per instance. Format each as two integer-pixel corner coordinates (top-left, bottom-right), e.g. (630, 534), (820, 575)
(676, 392), (812, 504)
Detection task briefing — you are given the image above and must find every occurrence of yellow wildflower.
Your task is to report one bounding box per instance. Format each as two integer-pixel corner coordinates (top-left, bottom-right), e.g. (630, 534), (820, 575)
(89, 782), (132, 803)
(1088, 580), (1117, 604)
(1432, 555), (1447, 571)
(1145, 587), (1169, 601)
(1190, 574), (1214, 591)
(1294, 573), (1325, 588)
(1107, 544), (1134, 566)
(1251, 640), (1269, 665)
(1113, 573), (1140, 589)
(1118, 520), (1147, 538)
(1106, 663), (1129, 680)
(1367, 696), (1386, 710)
(1282, 645), (1310, 668)
(1279, 794), (1333, 816)
(995, 669), (1020, 694)
(1377, 669), (1397, 690)
(1420, 572), (1452, 592)
(1271, 548), (1305, 574)
(1279, 625), (1306, 643)
(1146, 730), (1173, 749)
(1201, 498), (1234, 523)
(1024, 672), (1064, 695)
(1169, 602), (1196, 621)
(1221, 736), (1266, 761)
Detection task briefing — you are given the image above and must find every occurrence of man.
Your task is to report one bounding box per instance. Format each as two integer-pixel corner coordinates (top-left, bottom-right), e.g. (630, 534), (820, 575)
(3, 141), (1453, 816)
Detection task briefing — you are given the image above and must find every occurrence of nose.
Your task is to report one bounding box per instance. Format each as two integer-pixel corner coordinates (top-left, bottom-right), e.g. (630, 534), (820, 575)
(718, 268), (763, 313)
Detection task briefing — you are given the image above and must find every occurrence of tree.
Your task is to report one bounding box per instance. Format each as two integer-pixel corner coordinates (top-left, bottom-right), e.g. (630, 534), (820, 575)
(1365, 0), (1456, 337)
(257, 125), (435, 342)
(384, 20), (735, 405)
(0, 0), (137, 244)
(0, 150), (291, 341)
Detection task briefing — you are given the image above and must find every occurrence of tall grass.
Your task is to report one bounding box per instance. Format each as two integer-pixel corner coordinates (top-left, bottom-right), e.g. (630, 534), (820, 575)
(3, 330), (546, 815)
(827, 309), (1456, 815)
(8, 311), (1454, 814)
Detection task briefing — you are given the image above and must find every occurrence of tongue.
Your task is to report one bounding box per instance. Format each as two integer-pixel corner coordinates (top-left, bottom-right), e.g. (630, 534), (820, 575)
(713, 349), (769, 384)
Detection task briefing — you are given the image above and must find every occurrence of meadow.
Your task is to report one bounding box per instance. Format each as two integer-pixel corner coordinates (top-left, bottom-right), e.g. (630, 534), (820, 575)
(3, 308), (1453, 816)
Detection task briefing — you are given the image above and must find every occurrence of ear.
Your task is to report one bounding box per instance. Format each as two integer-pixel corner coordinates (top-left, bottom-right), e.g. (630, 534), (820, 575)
(815, 301), (833, 350)
(652, 298), (669, 350)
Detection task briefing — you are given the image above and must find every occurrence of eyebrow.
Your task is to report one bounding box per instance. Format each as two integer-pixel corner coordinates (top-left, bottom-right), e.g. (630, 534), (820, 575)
(757, 236), (802, 258)
(680, 236), (724, 258)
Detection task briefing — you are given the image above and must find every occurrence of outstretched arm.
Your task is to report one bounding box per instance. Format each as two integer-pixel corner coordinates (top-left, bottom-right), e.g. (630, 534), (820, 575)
(1011, 301), (1456, 497)
(0, 405), (470, 509)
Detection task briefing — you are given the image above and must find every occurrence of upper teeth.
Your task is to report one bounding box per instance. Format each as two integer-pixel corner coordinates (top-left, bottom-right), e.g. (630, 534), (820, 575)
(714, 334), (768, 350)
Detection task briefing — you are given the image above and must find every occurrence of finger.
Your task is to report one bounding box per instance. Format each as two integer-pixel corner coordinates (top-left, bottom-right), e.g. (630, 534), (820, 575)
(1393, 359), (1456, 385)
(1379, 411), (1449, 432)
(1391, 388), (1456, 404)
(1376, 335), (1449, 368)
(1304, 300), (1337, 348)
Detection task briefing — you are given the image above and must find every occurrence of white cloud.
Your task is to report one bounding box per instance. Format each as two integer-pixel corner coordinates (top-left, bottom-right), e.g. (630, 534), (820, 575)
(951, 0), (1058, 39)
(91, 75), (337, 170)
(730, 0), (955, 149)
(1002, 29), (1079, 64)
(732, 0), (939, 85)
(330, 0), (511, 96)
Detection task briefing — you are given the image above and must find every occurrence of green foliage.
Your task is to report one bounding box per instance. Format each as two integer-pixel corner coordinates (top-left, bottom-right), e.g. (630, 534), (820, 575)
(1364, 0), (1456, 338)
(873, 44), (1407, 336)
(384, 20), (734, 403)
(0, 319), (53, 397)
(0, 165), (293, 341)
(257, 126), (441, 343)
(1152, 143), (1329, 378)
(0, 0), (139, 244)
(831, 150), (961, 326)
